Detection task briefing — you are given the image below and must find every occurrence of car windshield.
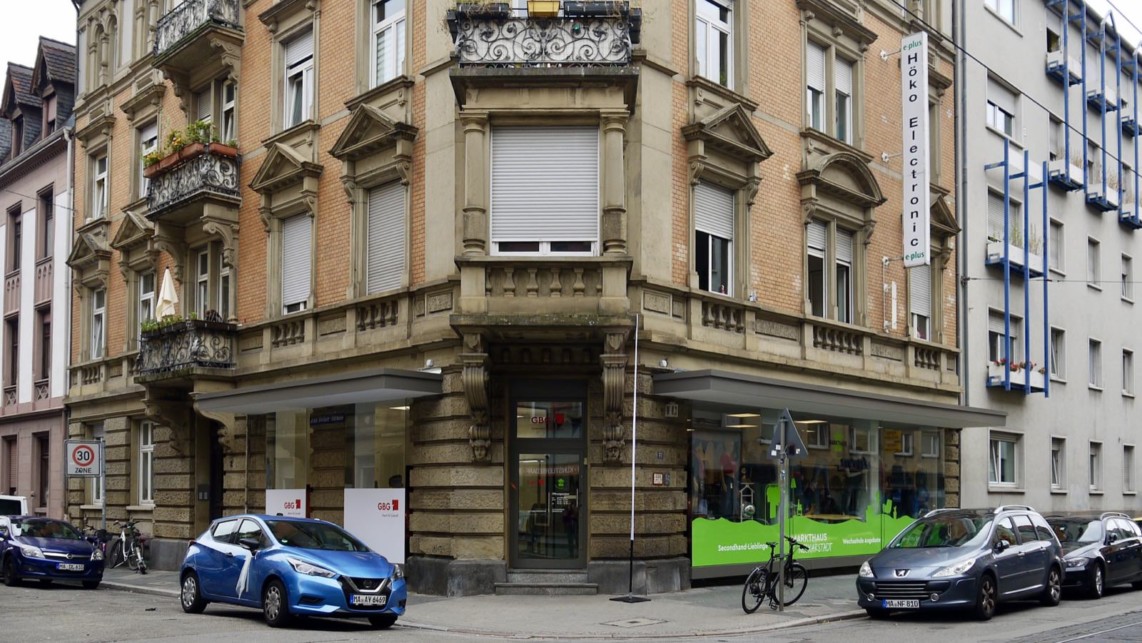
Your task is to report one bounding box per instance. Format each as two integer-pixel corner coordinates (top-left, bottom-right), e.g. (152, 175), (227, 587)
(1048, 518), (1103, 544)
(13, 519), (83, 540)
(265, 520), (370, 552)
(890, 515), (994, 549)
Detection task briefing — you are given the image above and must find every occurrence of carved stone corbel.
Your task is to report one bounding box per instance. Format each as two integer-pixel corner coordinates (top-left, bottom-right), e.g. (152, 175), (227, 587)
(601, 331), (629, 463)
(194, 402), (241, 454)
(202, 219), (238, 269)
(144, 392), (191, 455)
(460, 333), (491, 462)
(151, 229), (186, 284)
(744, 176), (761, 207)
(688, 159), (706, 186)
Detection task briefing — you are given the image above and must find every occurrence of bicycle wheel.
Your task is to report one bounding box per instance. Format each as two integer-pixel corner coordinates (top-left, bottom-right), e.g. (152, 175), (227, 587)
(126, 544), (141, 571)
(778, 563), (808, 606)
(741, 568), (768, 614)
(108, 539), (124, 568)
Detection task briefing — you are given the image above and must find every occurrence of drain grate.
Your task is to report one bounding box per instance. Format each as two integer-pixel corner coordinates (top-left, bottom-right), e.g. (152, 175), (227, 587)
(602, 618), (667, 628)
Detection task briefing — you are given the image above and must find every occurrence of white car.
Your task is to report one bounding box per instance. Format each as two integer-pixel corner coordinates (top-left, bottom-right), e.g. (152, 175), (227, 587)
(0, 495), (28, 517)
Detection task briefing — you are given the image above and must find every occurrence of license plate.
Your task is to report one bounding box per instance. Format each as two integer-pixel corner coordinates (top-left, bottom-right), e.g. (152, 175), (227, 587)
(882, 599), (919, 609)
(57, 563), (85, 572)
(350, 594), (387, 607)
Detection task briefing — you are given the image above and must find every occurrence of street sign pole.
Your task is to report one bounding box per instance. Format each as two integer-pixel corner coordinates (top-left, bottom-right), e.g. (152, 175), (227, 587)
(765, 408), (806, 612)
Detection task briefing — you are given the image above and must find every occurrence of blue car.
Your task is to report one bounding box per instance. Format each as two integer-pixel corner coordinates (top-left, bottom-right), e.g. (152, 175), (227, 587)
(180, 514), (406, 629)
(0, 516), (105, 589)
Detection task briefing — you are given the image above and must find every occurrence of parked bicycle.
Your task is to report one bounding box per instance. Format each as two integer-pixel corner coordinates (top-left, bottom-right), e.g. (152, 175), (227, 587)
(741, 535), (810, 613)
(108, 519), (147, 574)
(81, 523), (111, 559)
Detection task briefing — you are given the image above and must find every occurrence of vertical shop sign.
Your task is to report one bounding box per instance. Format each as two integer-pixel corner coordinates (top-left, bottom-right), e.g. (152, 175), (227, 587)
(901, 31), (930, 267)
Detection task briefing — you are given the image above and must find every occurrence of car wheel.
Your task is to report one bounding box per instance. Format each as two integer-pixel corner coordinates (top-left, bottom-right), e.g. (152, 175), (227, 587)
(368, 614), (398, 629)
(865, 608), (890, 620)
(1088, 565), (1105, 599)
(262, 579), (294, 628)
(180, 572), (208, 614)
(974, 574), (997, 621)
(1040, 566), (1062, 606)
(2, 556), (21, 587)
(82, 580), (101, 590)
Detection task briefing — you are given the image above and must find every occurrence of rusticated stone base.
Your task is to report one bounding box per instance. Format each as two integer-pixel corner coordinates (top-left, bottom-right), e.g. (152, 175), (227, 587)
(149, 537), (190, 572)
(406, 556), (507, 596)
(588, 557), (691, 595)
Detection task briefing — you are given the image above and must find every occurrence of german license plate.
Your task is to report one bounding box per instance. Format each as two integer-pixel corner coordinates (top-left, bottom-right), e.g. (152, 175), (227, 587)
(350, 594), (387, 607)
(882, 599), (919, 609)
(57, 563), (85, 572)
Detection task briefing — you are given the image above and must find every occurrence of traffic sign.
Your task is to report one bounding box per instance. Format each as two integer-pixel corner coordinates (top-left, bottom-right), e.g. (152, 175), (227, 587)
(65, 440), (103, 477)
(768, 408), (807, 459)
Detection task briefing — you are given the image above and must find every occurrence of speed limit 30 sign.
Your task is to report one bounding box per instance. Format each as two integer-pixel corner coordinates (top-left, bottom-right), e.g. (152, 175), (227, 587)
(65, 440), (103, 477)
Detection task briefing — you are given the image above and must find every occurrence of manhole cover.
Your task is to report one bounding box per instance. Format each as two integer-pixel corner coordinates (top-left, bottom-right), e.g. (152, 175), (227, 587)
(602, 618), (667, 628)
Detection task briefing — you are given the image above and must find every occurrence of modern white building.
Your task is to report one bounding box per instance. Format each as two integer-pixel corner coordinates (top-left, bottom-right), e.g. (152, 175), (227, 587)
(957, 0), (1140, 512)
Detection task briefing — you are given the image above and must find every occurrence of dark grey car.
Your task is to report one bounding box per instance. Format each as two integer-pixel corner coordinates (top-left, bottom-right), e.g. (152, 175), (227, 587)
(1046, 511), (1142, 598)
(856, 505), (1064, 620)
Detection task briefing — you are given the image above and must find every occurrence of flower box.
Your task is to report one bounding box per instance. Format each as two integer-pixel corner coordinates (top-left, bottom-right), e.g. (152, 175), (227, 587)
(986, 241), (1044, 275)
(144, 142), (239, 179)
(1048, 159), (1084, 186)
(564, 1), (627, 16)
(454, 2), (510, 16)
(987, 361), (1045, 390)
(528, 0), (561, 17)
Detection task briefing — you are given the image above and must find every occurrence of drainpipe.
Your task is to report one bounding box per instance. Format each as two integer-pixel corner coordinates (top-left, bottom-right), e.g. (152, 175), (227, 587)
(954, 0), (969, 409)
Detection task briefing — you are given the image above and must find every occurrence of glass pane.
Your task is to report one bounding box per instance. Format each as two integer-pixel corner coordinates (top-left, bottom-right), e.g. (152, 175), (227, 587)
(516, 401), (583, 439)
(517, 453), (581, 560)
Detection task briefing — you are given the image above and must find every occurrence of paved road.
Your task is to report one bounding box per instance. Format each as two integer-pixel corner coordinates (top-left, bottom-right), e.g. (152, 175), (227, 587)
(2, 579), (1141, 642)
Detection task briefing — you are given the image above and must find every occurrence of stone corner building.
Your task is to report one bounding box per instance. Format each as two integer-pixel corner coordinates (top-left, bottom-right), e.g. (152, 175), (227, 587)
(67, 0), (997, 595)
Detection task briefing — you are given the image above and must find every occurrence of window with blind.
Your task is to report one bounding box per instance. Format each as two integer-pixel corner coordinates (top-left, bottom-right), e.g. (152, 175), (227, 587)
(91, 154), (108, 220)
(281, 214), (312, 314)
(694, 181), (734, 295)
(1049, 219), (1064, 271)
(806, 41), (825, 131)
(91, 288), (106, 360)
(910, 263), (931, 340)
(987, 310), (1020, 363)
(1088, 237), (1101, 286)
(806, 40), (857, 143)
(284, 30), (314, 129)
(1088, 339), (1102, 388)
(986, 77), (1016, 137)
(1050, 327), (1066, 378)
(491, 126), (599, 255)
(367, 181), (406, 294)
(139, 421), (154, 505)
(807, 220), (826, 317)
(806, 220), (854, 322)
(696, 0), (733, 88)
(987, 191), (1020, 242)
(372, 0), (406, 87)
(138, 121), (158, 197)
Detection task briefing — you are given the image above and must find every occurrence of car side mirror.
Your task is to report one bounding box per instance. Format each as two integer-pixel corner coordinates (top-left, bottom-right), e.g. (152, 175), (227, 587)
(1107, 533), (1119, 545)
(994, 540), (1010, 553)
(238, 537), (262, 551)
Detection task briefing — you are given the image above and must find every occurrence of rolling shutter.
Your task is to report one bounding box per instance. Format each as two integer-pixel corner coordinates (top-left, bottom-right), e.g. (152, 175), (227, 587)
(836, 228), (853, 264)
(807, 42), (825, 93)
(491, 126), (599, 244)
(285, 30), (313, 68)
(910, 264), (931, 316)
(807, 220), (826, 254)
(835, 57), (853, 96)
(987, 76), (1015, 114)
(988, 192), (1006, 240)
(367, 182), (406, 294)
(281, 214), (312, 311)
(694, 182), (734, 241)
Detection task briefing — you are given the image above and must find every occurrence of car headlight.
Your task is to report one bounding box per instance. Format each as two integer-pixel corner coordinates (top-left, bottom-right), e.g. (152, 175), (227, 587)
(859, 561), (874, 578)
(286, 557), (337, 578)
(932, 557), (977, 578)
(91, 547), (104, 561)
(392, 564), (404, 580)
(18, 544), (44, 559)
(1065, 556), (1090, 569)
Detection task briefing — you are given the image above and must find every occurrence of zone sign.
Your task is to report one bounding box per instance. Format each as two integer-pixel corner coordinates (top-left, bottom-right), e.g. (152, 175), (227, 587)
(66, 440), (103, 477)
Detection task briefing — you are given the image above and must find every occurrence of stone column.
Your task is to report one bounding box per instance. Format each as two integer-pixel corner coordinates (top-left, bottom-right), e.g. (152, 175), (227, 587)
(461, 112), (489, 256)
(601, 112), (628, 256)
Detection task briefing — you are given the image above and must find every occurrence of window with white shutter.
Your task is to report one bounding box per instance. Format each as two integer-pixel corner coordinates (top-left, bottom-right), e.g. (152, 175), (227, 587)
(806, 42), (825, 130)
(491, 126), (598, 255)
(284, 30), (314, 129)
(696, 0), (733, 89)
(367, 182), (406, 294)
(910, 263), (931, 340)
(835, 228), (853, 323)
(372, 0), (406, 87)
(694, 181), (734, 295)
(807, 220), (827, 317)
(281, 214), (312, 314)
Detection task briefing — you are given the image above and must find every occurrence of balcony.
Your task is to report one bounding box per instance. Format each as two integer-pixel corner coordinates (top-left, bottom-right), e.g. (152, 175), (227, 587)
(1086, 183), (1120, 212)
(986, 240), (1045, 277)
(3, 272), (17, 315)
(448, 5), (640, 67)
(1045, 50), (1082, 86)
(1123, 115), (1141, 138)
(986, 360), (1045, 392)
(134, 319), (237, 384)
(153, 0), (241, 67)
(1120, 200), (1142, 228)
(1048, 158), (1084, 191)
(146, 143), (240, 225)
(1087, 86), (1121, 112)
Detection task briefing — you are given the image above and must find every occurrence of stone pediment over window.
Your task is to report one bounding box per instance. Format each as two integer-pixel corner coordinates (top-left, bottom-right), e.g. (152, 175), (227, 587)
(798, 149), (886, 212)
(74, 100), (116, 148)
(682, 103), (772, 165)
(120, 71), (167, 122)
(111, 211), (158, 276)
(931, 193), (958, 237)
(67, 228), (112, 289)
(251, 141), (323, 231)
(796, 0), (877, 50)
(329, 104), (418, 164)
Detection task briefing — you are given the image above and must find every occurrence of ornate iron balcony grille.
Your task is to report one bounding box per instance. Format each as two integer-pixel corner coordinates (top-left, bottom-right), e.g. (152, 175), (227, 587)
(154, 0), (241, 58)
(136, 320), (237, 378)
(449, 13), (639, 67)
(147, 150), (240, 217)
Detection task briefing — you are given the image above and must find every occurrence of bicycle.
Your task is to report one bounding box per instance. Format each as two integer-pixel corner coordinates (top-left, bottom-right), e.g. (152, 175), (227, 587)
(108, 520), (148, 574)
(741, 535), (810, 613)
(81, 523), (111, 559)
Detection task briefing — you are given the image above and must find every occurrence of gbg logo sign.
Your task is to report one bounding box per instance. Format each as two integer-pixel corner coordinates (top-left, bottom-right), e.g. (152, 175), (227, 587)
(376, 499), (400, 511)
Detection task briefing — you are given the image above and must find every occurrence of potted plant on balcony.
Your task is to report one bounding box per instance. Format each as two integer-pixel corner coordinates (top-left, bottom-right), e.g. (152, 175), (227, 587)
(564, 1), (627, 16)
(453, 1), (511, 17)
(527, 0), (561, 17)
(144, 120), (239, 179)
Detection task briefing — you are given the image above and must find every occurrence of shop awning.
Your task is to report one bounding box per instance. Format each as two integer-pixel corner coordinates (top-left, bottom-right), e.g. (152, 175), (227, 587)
(193, 368), (442, 414)
(653, 369), (1005, 429)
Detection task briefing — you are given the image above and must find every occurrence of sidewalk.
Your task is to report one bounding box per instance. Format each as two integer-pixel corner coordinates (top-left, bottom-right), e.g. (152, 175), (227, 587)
(101, 567), (866, 638)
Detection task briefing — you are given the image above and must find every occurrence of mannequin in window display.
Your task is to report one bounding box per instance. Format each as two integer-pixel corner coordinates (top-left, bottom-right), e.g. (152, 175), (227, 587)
(719, 439), (739, 518)
(840, 455), (868, 516)
(691, 440), (708, 517)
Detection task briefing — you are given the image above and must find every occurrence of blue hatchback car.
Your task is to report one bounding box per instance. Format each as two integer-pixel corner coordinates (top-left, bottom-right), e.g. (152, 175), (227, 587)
(0, 516), (105, 588)
(180, 514), (406, 629)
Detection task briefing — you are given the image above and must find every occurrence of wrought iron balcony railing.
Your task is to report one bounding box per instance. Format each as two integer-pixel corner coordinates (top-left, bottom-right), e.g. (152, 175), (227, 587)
(135, 320), (237, 379)
(146, 145), (240, 220)
(448, 9), (640, 66)
(154, 0), (241, 59)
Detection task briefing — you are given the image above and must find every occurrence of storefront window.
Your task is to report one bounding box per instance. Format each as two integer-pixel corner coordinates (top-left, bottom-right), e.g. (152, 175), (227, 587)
(346, 403), (408, 488)
(265, 410), (310, 490)
(688, 409), (945, 572)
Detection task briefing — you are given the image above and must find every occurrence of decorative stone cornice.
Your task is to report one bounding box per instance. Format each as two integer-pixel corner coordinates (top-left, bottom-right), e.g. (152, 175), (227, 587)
(600, 329), (630, 463)
(460, 333), (491, 462)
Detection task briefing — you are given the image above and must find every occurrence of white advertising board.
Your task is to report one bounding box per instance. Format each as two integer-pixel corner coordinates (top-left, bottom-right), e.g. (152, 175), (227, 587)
(265, 488), (307, 517)
(344, 488), (406, 564)
(65, 440), (102, 477)
(901, 31), (930, 267)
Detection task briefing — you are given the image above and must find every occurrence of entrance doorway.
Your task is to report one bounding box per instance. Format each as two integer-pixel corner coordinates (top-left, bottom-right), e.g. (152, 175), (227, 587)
(510, 381), (586, 569)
